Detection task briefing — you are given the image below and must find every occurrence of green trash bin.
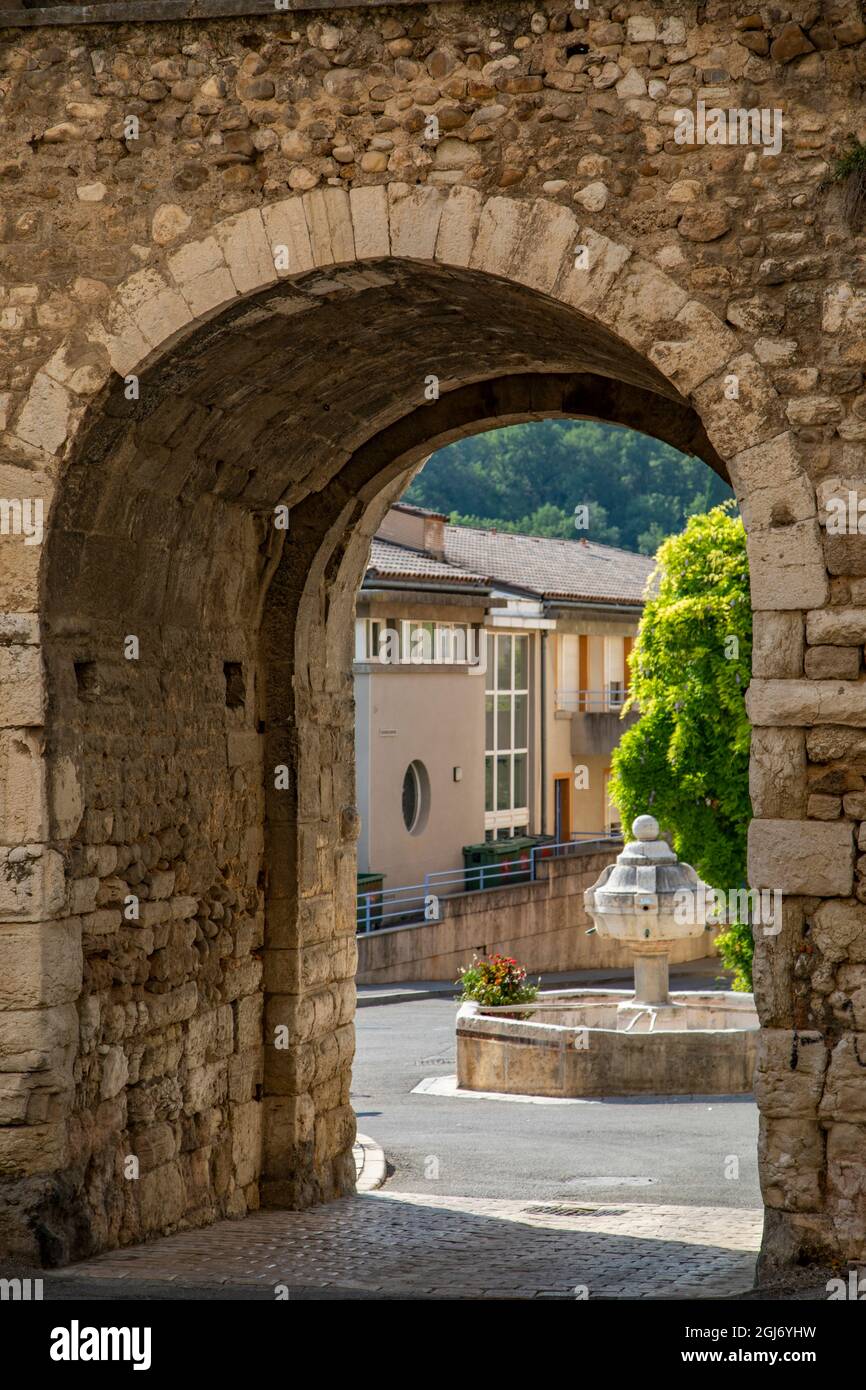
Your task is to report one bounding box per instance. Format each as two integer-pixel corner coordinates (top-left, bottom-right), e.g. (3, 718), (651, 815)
(357, 872), (385, 931)
(462, 837), (537, 891)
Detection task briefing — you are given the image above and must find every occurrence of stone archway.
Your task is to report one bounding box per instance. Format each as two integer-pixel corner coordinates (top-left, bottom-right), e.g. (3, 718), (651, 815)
(0, 188), (834, 1274)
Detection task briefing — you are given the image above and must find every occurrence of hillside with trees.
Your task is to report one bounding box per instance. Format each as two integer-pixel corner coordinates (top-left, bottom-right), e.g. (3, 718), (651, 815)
(407, 419), (732, 554)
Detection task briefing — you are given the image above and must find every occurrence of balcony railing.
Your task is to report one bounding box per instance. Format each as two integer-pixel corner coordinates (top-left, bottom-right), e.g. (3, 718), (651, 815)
(356, 831), (621, 934)
(555, 686), (629, 713)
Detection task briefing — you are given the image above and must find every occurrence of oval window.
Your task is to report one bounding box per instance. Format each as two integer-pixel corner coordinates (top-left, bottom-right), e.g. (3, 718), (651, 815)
(401, 760), (430, 835)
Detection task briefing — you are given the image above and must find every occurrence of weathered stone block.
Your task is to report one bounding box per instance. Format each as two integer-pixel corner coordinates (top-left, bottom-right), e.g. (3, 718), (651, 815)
(759, 1115), (825, 1212)
(0, 921), (81, 1010)
(805, 645), (861, 679)
(749, 728), (805, 818)
(807, 608), (866, 645)
(752, 611), (804, 679)
(747, 524), (828, 611)
(748, 818), (854, 896)
(0, 647), (45, 728)
(747, 678), (866, 728)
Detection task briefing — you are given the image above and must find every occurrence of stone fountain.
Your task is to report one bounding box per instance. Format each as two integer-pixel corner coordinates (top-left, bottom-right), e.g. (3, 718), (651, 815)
(582, 813), (709, 1032)
(455, 814), (759, 1098)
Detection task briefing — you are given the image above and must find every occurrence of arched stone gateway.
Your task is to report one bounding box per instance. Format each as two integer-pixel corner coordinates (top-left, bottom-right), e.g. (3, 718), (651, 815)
(0, 0), (864, 1281)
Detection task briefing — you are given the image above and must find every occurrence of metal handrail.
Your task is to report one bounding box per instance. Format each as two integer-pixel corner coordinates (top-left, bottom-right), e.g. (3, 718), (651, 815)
(555, 687), (629, 713)
(356, 830), (621, 933)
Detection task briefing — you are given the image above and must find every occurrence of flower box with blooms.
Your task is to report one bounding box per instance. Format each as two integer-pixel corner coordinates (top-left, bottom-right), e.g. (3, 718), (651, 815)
(456, 954), (539, 1011)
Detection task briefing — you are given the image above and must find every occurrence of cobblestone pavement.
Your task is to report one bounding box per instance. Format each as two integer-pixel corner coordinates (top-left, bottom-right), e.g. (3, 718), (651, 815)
(63, 1192), (762, 1300)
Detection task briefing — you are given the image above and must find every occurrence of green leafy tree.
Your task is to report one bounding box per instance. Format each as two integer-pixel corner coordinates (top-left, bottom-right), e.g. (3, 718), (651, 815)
(609, 503), (752, 895)
(407, 419), (731, 553)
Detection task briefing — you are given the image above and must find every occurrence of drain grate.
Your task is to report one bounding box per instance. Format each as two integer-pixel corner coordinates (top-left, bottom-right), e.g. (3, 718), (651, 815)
(522, 1203), (628, 1218)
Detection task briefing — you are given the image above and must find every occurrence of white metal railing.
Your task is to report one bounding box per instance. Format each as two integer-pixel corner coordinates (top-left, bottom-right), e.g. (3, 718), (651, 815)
(555, 687), (629, 713)
(356, 831), (622, 934)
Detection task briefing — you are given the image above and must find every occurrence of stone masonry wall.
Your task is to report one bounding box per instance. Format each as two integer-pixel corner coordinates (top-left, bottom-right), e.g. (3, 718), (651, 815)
(0, 0), (865, 1275)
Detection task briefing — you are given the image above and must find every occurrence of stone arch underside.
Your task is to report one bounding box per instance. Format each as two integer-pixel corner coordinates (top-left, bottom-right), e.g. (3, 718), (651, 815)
(0, 189), (832, 1274)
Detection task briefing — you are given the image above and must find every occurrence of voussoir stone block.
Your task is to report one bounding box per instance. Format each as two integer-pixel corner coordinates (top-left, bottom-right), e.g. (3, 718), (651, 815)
(470, 195), (534, 277)
(261, 197), (315, 277)
(388, 183), (446, 261)
(510, 199), (578, 296)
(693, 355), (785, 458)
(434, 185), (484, 266)
(728, 431), (815, 532)
(748, 818), (854, 896)
(648, 299), (737, 395)
(166, 235), (237, 318)
(554, 226), (631, 317)
(349, 184), (390, 259)
(303, 187), (355, 267)
(214, 208), (275, 294)
(596, 260), (689, 349)
(13, 374), (73, 457)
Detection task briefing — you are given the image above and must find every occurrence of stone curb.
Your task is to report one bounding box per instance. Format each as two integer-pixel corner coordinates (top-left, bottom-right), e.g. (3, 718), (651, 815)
(353, 1133), (387, 1193)
(357, 986), (458, 1008)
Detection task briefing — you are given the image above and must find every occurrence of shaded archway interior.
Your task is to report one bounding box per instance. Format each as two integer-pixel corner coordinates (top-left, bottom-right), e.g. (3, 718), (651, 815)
(38, 258), (731, 1239)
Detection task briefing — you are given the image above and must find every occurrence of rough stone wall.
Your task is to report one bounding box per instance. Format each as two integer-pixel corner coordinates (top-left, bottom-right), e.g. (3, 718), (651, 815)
(0, 0), (864, 1275)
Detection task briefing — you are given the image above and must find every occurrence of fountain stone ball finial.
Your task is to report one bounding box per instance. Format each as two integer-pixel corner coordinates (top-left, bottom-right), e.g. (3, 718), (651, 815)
(632, 813), (660, 842)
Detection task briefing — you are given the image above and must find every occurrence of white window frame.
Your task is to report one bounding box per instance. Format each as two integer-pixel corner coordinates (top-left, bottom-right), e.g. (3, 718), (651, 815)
(484, 633), (530, 836)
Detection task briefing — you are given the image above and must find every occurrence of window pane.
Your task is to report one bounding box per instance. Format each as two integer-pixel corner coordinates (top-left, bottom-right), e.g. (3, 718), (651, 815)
(497, 635), (512, 689)
(402, 765), (418, 831)
(513, 752), (527, 809)
(485, 755), (494, 812)
(514, 693), (528, 749)
(496, 754), (510, 811)
(485, 695), (494, 752)
(496, 694), (510, 751)
(514, 635), (528, 688)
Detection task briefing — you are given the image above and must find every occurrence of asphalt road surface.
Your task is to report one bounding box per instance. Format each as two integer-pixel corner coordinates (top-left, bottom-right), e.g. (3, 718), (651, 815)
(352, 996), (762, 1211)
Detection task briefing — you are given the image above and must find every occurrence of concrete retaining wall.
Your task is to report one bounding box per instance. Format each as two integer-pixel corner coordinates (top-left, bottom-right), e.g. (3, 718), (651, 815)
(356, 844), (717, 983)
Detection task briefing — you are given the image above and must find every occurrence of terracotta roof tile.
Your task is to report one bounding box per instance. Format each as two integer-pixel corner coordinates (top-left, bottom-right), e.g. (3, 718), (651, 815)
(442, 525), (656, 604)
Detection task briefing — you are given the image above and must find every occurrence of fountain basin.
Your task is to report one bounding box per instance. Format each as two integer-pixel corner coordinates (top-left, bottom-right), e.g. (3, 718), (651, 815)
(456, 989), (758, 1098)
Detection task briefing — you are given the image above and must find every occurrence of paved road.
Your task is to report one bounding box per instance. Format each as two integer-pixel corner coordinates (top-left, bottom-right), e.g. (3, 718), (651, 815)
(352, 996), (762, 1211)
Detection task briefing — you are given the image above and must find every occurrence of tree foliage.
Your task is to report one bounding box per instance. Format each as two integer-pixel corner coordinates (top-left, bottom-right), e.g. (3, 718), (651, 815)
(407, 419), (731, 554)
(608, 503), (751, 892)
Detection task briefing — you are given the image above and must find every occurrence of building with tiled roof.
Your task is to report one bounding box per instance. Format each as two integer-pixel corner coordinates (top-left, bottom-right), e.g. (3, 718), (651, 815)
(355, 504), (653, 902)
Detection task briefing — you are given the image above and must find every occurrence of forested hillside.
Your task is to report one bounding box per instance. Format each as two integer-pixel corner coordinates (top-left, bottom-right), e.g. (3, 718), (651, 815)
(406, 420), (733, 555)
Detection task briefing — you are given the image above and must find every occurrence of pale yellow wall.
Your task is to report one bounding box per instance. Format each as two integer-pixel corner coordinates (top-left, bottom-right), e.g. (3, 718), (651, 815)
(355, 663), (485, 893)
